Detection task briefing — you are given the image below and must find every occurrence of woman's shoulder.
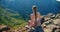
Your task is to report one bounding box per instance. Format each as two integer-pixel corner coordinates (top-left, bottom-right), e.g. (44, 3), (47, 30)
(30, 13), (34, 16)
(30, 12), (40, 16)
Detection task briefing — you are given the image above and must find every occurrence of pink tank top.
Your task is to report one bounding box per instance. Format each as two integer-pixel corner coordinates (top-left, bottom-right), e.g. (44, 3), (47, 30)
(30, 12), (41, 26)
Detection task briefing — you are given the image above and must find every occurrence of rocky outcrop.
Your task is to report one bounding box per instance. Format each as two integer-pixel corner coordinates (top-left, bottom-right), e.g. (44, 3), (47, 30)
(41, 13), (60, 32)
(0, 24), (10, 32)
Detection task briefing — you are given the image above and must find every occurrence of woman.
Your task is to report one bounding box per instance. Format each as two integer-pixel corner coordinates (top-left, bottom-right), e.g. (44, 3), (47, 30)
(29, 5), (44, 32)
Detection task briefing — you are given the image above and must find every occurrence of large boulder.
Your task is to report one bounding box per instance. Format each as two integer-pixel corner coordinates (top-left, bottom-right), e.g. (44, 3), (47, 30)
(47, 13), (56, 19)
(55, 14), (60, 19)
(0, 24), (10, 32)
(53, 19), (60, 26)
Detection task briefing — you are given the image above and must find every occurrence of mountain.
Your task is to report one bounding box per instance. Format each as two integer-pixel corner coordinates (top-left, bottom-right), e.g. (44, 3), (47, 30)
(0, 7), (27, 28)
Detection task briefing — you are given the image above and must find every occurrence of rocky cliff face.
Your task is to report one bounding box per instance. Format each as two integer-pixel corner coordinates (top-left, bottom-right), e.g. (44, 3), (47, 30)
(41, 13), (60, 32)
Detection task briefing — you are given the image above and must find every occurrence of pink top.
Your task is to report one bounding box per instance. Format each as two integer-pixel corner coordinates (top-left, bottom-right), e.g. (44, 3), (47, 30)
(30, 12), (41, 26)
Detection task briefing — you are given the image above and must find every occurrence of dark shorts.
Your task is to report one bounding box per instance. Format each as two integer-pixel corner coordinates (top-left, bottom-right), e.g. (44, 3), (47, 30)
(29, 26), (44, 32)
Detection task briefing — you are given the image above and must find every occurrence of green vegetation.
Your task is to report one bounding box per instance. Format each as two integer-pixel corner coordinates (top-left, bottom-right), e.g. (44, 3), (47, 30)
(0, 7), (27, 29)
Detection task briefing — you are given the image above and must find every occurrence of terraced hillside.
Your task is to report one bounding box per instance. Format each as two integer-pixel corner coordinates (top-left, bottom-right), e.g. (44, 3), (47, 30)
(0, 7), (27, 29)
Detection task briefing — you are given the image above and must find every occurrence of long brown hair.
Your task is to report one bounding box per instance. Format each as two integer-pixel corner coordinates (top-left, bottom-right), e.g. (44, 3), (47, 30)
(33, 6), (37, 27)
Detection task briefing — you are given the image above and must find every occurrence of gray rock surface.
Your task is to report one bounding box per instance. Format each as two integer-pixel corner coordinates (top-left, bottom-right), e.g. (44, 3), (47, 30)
(41, 13), (60, 32)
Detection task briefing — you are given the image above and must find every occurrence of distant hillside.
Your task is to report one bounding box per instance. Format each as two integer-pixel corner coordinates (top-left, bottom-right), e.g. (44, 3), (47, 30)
(0, 7), (27, 28)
